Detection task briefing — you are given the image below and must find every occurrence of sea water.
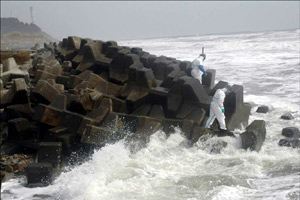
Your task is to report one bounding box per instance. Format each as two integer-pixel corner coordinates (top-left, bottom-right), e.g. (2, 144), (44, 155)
(1, 29), (299, 200)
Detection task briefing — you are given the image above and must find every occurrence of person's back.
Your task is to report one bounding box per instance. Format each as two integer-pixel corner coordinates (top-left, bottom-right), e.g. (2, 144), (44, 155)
(191, 54), (207, 84)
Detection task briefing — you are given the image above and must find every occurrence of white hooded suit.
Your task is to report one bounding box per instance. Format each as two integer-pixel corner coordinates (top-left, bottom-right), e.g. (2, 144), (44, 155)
(205, 88), (227, 130)
(191, 55), (206, 84)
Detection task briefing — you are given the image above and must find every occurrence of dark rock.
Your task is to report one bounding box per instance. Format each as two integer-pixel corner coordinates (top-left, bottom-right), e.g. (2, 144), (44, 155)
(140, 52), (150, 67)
(32, 80), (60, 104)
(81, 125), (113, 146)
(7, 118), (31, 142)
(240, 120), (266, 151)
(132, 104), (152, 116)
(281, 113), (294, 120)
(56, 75), (70, 89)
(26, 163), (53, 187)
(44, 126), (68, 141)
(186, 108), (206, 126)
(135, 68), (157, 88)
(282, 127), (300, 138)
(146, 54), (157, 69)
(152, 57), (172, 80)
(202, 69), (216, 89)
(176, 103), (196, 119)
(38, 142), (62, 168)
(224, 84), (244, 112)
(179, 61), (191, 72)
(165, 94), (182, 118)
(148, 87), (170, 107)
(190, 126), (214, 143)
(57, 134), (78, 156)
(165, 63), (180, 76)
(278, 138), (300, 148)
(102, 41), (118, 55)
(76, 42), (101, 72)
(181, 78), (210, 106)
(126, 89), (149, 113)
(149, 104), (165, 119)
(226, 103), (251, 131)
(256, 105), (269, 113)
(211, 81), (228, 96)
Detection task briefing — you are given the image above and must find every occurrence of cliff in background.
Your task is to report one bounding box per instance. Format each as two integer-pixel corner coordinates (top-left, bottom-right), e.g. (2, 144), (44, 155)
(0, 17), (57, 50)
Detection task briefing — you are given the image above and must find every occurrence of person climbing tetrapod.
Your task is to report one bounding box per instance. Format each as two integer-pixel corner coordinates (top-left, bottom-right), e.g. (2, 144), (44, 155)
(205, 85), (232, 132)
(191, 47), (207, 84)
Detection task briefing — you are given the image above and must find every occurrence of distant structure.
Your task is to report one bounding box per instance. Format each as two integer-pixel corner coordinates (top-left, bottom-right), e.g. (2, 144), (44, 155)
(30, 7), (34, 24)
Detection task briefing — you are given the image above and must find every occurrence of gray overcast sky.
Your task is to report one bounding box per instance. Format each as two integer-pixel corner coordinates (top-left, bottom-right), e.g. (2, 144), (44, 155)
(1, 1), (299, 41)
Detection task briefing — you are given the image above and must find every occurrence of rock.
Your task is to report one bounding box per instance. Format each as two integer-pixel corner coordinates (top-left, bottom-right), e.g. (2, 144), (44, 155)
(126, 89), (149, 113)
(181, 78), (210, 106)
(44, 126), (68, 141)
(128, 63), (144, 82)
(165, 94), (182, 118)
(102, 41), (118, 55)
(189, 126), (210, 143)
(7, 118), (32, 142)
(186, 108), (206, 126)
(282, 127), (300, 138)
(161, 118), (194, 137)
(33, 94), (67, 127)
(2, 57), (18, 72)
(152, 57), (172, 80)
(60, 36), (81, 61)
(211, 81), (228, 95)
(223, 84), (251, 131)
(226, 103), (251, 131)
(256, 105), (269, 113)
(26, 163), (53, 187)
(32, 80), (61, 104)
(62, 61), (72, 72)
(56, 75), (70, 89)
(281, 113), (294, 120)
(81, 125), (114, 146)
(224, 84), (244, 111)
(57, 134), (78, 156)
(76, 42), (101, 72)
(240, 120), (266, 151)
(278, 138), (300, 148)
(179, 61), (191, 72)
(149, 104), (165, 119)
(132, 103), (152, 116)
(38, 142), (62, 168)
(135, 68), (157, 88)
(94, 77), (122, 97)
(202, 69), (216, 89)
(176, 103), (196, 119)
(148, 87), (170, 108)
(0, 154), (33, 173)
(1, 78), (29, 107)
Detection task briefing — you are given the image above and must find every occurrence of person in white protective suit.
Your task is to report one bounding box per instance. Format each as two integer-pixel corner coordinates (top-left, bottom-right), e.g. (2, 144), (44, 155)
(205, 87), (229, 131)
(191, 53), (207, 84)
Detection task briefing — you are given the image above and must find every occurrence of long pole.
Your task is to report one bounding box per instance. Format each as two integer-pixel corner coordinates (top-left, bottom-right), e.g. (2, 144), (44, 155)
(30, 7), (34, 24)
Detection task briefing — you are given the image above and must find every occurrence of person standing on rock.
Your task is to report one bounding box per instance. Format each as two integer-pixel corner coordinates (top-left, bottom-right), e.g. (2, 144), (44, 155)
(205, 86), (231, 131)
(191, 53), (207, 84)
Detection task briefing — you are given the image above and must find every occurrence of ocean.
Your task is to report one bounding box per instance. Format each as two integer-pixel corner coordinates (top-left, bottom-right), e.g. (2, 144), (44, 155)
(1, 29), (299, 200)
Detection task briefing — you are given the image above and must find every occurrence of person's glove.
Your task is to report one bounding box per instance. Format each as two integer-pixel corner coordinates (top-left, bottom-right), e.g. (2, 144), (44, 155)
(222, 108), (225, 113)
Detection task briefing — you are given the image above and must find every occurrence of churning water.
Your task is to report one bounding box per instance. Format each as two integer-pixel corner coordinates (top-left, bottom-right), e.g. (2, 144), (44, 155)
(1, 29), (300, 200)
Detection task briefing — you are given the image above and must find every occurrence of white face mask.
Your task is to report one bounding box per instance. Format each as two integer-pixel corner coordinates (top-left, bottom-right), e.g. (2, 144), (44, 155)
(199, 55), (205, 61)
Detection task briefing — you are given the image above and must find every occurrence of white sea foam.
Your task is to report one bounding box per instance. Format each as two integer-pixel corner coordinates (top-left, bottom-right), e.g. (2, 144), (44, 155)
(2, 29), (300, 200)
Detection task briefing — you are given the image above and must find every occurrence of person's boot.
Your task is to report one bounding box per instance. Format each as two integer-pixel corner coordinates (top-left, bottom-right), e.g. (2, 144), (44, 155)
(217, 129), (235, 137)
